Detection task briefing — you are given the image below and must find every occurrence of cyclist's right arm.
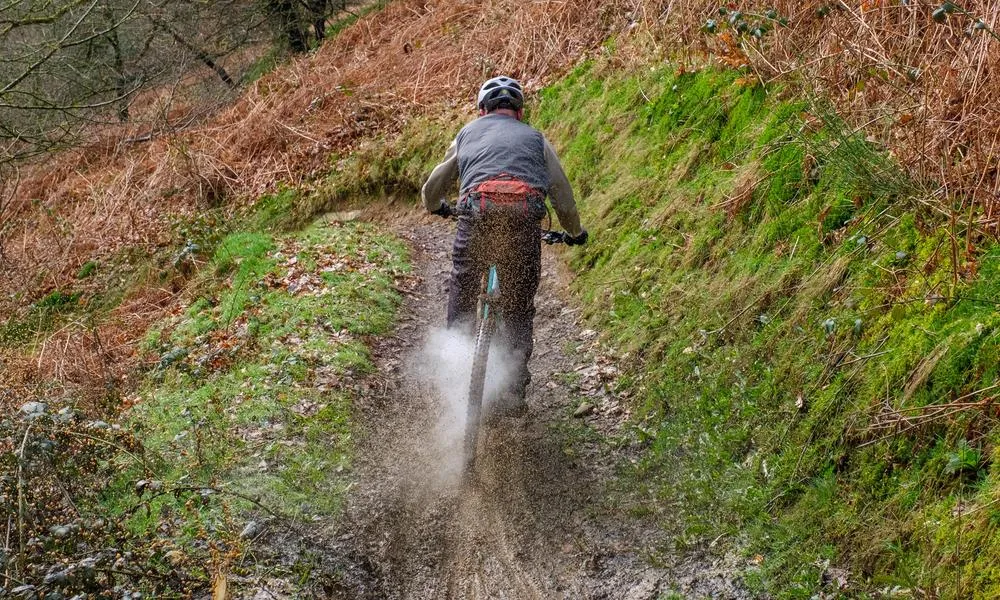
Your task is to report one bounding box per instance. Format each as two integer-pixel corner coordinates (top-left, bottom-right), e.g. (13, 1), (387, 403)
(543, 138), (584, 238)
(422, 140), (459, 212)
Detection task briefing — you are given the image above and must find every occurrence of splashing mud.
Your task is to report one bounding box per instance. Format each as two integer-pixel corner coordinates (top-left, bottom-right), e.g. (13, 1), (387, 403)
(414, 327), (518, 486)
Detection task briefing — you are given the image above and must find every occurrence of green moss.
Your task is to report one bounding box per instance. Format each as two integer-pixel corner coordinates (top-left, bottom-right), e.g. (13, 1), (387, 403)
(77, 260), (98, 279)
(0, 289), (86, 347)
(537, 58), (1000, 597)
(110, 218), (407, 563)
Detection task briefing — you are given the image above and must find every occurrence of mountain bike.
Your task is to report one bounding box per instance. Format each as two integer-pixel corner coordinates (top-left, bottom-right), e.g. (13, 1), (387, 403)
(461, 225), (568, 474)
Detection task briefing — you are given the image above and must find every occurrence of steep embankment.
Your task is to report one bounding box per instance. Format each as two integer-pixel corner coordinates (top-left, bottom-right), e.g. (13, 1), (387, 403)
(533, 61), (1000, 597)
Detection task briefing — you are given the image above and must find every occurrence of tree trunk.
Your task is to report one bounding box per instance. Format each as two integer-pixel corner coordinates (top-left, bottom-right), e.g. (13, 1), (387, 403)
(308, 0), (327, 41)
(103, 5), (130, 121)
(268, 0), (307, 53)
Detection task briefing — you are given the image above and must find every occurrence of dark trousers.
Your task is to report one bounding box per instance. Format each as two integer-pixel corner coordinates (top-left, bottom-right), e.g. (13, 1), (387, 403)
(447, 212), (542, 395)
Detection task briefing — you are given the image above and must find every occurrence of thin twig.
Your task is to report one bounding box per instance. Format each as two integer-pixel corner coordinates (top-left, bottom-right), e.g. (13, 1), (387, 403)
(15, 422), (33, 577)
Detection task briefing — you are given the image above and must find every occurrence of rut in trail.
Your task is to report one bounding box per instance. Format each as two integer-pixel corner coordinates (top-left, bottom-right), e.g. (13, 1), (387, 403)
(331, 212), (747, 600)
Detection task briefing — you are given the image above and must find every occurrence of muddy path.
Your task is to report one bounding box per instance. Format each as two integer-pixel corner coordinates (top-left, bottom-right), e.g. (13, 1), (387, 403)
(321, 210), (747, 599)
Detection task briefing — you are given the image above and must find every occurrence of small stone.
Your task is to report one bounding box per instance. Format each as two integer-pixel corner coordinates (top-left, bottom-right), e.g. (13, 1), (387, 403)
(43, 570), (70, 586)
(49, 525), (71, 538)
(573, 403), (595, 418)
(822, 318), (836, 334)
(240, 520), (261, 539)
(20, 402), (46, 419)
(77, 557), (97, 572)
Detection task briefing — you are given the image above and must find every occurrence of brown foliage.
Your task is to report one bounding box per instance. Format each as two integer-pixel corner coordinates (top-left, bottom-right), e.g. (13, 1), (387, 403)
(686, 0), (1000, 232)
(0, 0), (636, 405)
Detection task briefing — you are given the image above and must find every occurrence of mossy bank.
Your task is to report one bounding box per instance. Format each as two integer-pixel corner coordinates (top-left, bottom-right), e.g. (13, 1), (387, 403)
(531, 59), (1000, 598)
(121, 216), (408, 588)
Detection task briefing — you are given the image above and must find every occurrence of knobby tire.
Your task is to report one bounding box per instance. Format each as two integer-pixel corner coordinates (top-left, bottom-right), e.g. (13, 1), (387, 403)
(464, 310), (493, 474)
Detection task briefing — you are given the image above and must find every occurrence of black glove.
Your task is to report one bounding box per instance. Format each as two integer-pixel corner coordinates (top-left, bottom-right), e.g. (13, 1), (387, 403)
(565, 229), (588, 246)
(430, 201), (453, 218)
(542, 230), (566, 245)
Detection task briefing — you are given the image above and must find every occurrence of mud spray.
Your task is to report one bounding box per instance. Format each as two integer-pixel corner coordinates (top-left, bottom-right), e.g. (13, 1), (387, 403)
(410, 327), (517, 486)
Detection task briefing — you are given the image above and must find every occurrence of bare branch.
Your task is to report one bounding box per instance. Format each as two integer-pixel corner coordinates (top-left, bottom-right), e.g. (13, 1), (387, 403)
(0, 0), (100, 95)
(0, 0), (88, 29)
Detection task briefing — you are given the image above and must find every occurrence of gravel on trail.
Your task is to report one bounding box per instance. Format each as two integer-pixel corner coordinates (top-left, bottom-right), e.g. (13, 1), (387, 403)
(246, 210), (749, 600)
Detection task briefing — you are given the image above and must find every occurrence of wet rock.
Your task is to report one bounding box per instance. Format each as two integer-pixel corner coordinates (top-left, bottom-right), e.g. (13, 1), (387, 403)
(77, 557), (97, 573)
(20, 402), (46, 419)
(240, 520), (262, 539)
(43, 569), (70, 586)
(10, 585), (37, 599)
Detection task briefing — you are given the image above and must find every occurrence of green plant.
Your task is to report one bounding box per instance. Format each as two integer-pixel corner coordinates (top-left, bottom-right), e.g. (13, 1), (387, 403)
(77, 260), (98, 279)
(945, 439), (982, 475)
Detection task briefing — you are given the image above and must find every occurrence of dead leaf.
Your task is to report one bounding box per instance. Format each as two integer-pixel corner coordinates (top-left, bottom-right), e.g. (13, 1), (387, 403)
(213, 570), (228, 600)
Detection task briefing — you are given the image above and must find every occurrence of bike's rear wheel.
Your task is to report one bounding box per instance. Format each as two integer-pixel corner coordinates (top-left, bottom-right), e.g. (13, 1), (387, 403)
(463, 312), (494, 473)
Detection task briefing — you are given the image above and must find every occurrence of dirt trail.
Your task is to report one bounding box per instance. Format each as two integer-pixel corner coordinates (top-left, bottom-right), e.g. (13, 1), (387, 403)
(324, 212), (747, 599)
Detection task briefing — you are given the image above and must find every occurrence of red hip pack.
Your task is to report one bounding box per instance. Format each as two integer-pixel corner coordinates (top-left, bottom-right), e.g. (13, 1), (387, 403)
(463, 173), (544, 215)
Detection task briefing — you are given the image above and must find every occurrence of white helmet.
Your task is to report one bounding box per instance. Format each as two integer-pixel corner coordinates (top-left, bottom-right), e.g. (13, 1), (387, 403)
(477, 76), (524, 112)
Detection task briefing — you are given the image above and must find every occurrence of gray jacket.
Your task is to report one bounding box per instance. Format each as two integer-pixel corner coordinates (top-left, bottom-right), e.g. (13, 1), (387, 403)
(421, 114), (583, 237)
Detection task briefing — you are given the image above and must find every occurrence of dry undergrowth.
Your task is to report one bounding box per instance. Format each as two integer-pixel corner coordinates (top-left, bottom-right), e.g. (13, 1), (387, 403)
(677, 0), (1000, 231)
(0, 0), (638, 408)
(3, 0), (1000, 408)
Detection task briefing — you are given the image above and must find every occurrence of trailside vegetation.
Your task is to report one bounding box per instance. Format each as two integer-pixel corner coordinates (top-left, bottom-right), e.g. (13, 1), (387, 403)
(534, 58), (1000, 598)
(4, 0), (1000, 596)
(2, 212), (409, 595)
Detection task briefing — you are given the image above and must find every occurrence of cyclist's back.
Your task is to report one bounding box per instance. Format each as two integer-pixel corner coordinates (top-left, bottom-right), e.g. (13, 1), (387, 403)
(454, 114), (548, 200)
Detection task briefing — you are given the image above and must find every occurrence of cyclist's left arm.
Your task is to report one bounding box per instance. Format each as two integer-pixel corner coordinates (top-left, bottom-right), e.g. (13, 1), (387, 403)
(421, 140), (459, 212)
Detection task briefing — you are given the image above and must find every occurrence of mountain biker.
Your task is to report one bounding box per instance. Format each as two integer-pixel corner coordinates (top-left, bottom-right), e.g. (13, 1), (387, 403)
(421, 75), (588, 416)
